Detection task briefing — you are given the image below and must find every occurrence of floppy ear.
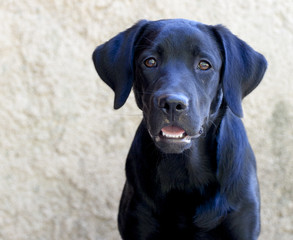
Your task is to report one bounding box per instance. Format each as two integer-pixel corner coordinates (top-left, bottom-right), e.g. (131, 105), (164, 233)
(92, 20), (148, 109)
(213, 25), (267, 117)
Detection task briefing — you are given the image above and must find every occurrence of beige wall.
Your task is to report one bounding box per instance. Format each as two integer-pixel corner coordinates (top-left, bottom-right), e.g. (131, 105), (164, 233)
(0, 1), (292, 239)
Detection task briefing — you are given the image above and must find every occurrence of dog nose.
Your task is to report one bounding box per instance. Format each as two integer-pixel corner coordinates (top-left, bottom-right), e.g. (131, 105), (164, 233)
(158, 94), (189, 115)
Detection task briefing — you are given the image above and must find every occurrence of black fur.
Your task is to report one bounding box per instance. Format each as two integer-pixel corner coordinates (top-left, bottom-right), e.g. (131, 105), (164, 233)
(93, 19), (267, 240)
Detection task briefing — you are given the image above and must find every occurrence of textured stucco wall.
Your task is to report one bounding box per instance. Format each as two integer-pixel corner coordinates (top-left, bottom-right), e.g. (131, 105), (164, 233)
(0, 1), (292, 239)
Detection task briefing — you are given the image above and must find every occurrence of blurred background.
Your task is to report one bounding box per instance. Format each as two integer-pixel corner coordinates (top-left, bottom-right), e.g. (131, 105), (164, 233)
(0, 0), (292, 239)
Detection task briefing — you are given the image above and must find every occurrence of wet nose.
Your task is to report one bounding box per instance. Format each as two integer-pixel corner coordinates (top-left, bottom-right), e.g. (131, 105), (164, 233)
(158, 94), (189, 115)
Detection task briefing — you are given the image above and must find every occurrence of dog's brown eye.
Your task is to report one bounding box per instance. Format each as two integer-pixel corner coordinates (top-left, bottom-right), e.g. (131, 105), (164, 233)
(198, 61), (211, 70)
(144, 58), (157, 68)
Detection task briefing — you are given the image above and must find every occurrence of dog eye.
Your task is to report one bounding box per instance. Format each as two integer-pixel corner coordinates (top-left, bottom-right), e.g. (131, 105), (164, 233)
(197, 60), (211, 70)
(144, 58), (157, 68)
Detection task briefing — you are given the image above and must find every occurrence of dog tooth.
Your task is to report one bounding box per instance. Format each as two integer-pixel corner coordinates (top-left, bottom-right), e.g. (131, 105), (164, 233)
(161, 130), (186, 139)
(163, 133), (183, 138)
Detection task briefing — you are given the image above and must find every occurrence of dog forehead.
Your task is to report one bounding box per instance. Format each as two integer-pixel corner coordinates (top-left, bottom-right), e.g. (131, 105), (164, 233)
(141, 19), (216, 53)
(157, 19), (202, 35)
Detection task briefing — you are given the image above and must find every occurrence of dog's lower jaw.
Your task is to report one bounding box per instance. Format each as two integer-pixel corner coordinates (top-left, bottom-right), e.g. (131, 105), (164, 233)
(154, 136), (192, 154)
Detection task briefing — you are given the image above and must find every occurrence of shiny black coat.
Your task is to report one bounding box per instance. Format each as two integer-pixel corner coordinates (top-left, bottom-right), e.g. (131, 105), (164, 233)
(93, 19), (267, 240)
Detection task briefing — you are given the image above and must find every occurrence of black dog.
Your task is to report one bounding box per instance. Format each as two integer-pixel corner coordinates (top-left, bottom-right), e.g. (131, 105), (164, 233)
(93, 19), (267, 240)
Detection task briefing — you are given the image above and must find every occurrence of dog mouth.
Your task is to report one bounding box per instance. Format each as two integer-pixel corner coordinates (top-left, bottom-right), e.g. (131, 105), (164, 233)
(154, 125), (202, 143)
(160, 125), (187, 139)
(149, 124), (203, 153)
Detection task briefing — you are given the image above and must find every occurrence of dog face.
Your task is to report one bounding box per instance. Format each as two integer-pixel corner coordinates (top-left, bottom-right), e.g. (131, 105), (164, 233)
(93, 19), (267, 154)
(133, 20), (223, 153)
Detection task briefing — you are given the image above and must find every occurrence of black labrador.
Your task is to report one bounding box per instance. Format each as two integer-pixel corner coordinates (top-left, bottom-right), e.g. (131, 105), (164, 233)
(92, 19), (267, 240)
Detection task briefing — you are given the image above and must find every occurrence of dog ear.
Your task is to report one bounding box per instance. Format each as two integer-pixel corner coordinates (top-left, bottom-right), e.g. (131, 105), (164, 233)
(213, 25), (267, 117)
(92, 20), (148, 109)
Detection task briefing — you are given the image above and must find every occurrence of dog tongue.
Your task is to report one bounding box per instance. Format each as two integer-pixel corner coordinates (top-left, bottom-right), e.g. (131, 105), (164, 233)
(161, 126), (185, 135)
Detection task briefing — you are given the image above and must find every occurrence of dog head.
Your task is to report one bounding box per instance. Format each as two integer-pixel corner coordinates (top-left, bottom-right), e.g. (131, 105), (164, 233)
(93, 19), (267, 153)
